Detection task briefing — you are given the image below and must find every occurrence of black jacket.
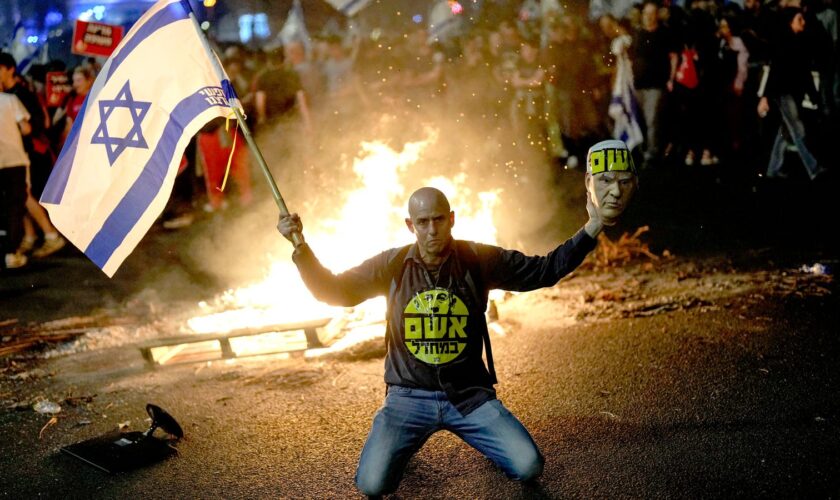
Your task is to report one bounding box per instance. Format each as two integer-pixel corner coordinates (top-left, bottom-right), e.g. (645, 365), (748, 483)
(765, 29), (820, 104)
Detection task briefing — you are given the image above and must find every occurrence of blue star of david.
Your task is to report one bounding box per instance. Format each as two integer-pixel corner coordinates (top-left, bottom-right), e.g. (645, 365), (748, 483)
(90, 81), (151, 166)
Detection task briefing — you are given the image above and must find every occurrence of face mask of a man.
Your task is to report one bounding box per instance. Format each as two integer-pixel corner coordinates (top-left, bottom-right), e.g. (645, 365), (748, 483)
(584, 140), (638, 225)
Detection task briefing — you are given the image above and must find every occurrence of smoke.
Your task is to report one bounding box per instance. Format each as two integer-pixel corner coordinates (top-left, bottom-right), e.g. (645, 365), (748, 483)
(182, 82), (589, 289)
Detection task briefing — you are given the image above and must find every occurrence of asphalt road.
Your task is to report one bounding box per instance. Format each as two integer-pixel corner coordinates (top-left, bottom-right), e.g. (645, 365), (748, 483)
(1, 163), (839, 498)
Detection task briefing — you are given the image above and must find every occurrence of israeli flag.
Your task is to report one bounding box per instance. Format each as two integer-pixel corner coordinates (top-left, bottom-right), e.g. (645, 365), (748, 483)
(40, 0), (242, 277)
(16, 41), (49, 75)
(607, 34), (644, 151)
(279, 0), (311, 53)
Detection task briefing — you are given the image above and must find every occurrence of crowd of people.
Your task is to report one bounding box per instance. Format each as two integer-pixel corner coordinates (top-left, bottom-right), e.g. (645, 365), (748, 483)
(597, 0), (838, 178)
(1, 0), (837, 271)
(160, 0), (840, 186)
(1, 52), (68, 271)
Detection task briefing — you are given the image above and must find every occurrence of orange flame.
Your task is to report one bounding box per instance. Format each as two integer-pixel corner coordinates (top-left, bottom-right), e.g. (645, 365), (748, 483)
(187, 130), (502, 356)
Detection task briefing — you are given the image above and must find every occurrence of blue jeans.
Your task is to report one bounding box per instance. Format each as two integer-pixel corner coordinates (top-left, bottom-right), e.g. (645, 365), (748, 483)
(354, 386), (544, 497)
(766, 94), (822, 180)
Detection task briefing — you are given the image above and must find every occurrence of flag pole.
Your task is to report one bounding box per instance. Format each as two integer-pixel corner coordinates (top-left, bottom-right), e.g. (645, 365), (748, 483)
(182, 1), (303, 247)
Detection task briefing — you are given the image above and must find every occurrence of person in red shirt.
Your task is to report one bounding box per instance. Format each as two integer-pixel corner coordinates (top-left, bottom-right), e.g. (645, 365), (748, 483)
(67, 65), (95, 121)
(52, 65), (95, 149)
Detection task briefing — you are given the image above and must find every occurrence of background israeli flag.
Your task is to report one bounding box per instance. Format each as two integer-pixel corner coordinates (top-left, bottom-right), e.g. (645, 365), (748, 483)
(41, 0), (241, 277)
(607, 34), (644, 151)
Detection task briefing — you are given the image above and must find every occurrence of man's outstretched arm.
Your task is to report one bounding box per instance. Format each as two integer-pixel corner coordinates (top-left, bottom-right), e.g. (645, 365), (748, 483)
(278, 213), (388, 306)
(479, 226), (597, 292)
(481, 188), (613, 291)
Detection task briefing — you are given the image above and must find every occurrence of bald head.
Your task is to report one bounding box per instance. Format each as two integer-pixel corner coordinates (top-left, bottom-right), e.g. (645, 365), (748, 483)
(408, 187), (450, 218)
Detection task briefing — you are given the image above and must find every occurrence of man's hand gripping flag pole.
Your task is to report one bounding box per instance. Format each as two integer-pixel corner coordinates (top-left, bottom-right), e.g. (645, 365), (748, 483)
(182, 3), (304, 247)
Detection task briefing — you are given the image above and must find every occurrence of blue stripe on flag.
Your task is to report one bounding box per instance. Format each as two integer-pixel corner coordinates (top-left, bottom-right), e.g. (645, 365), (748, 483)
(85, 90), (225, 268)
(41, 2), (189, 205)
(40, 93), (90, 204)
(222, 79), (238, 102)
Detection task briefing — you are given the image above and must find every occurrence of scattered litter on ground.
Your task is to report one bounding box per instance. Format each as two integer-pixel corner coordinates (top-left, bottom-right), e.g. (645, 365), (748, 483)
(9, 368), (48, 381)
(545, 255), (835, 323)
(62, 394), (97, 407)
(59, 403), (184, 473)
(39, 416), (58, 439)
(621, 297), (713, 318)
(6, 400), (31, 411)
(0, 315), (141, 359)
(33, 400), (61, 415)
(587, 226), (669, 269)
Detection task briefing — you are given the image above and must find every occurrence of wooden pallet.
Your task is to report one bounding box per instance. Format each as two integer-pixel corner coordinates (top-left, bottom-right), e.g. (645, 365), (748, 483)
(137, 318), (331, 368)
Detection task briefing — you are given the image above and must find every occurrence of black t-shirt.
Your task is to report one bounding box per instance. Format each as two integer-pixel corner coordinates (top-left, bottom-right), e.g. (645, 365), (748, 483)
(765, 31), (820, 103)
(632, 27), (678, 89)
(292, 228), (598, 415)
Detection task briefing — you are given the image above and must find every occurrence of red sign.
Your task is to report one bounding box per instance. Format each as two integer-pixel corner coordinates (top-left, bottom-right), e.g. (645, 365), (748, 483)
(45, 72), (72, 108)
(72, 20), (124, 58)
